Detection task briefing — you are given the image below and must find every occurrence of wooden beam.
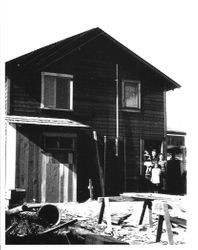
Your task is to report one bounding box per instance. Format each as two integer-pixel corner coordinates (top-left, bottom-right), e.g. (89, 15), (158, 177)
(93, 131), (105, 196)
(163, 202), (174, 245)
(37, 220), (77, 236)
(104, 197), (112, 232)
(156, 215), (164, 242)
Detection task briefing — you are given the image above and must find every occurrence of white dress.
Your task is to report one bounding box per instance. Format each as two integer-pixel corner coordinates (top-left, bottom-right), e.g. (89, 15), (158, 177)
(151, 168), (161, 184)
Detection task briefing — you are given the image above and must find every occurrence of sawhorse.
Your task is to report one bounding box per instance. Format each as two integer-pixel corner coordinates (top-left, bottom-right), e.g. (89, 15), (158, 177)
(98, 197), (175, 245)
(138, 199), (174, 244)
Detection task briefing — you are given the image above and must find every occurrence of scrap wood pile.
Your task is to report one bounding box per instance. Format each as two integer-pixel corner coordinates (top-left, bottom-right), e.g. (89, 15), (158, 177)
(5, 199), (186, 245)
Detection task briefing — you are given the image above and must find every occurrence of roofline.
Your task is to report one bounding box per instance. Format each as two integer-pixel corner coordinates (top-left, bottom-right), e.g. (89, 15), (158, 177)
(5, 115), (90, 128)
(6, 28), (92, 64)
(167, 130), (187, 136)
(100, 29), (181, 89)
(6, 27), (181, 90)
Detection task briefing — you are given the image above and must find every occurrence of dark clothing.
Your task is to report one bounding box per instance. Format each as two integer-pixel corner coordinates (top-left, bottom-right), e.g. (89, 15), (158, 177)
(167, 158), (182, 194)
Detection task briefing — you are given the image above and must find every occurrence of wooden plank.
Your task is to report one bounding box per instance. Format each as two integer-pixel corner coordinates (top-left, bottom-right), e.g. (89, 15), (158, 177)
(104, 197), (112, 232)
(170, 216), (187, 227)
(84, 234), (128, 244)
(68, 162), (73, 202)
(59, 163), (64, 202)
(70, 152), (77, 202)
(98, 198), (105, 224)
(93, 131), (105, 197)
(6, 222), (18, 234)
(98, 196), (134, 203)
(63, 163), (69, 202)
(41, 152), (46, 203)
(121, 192), (182, 201)
(37, 220), (77, 236)
(88, 179), (94, 200)
(46, 161), (60, 202)
(28, 140), (34, 201)
(139, 200), (147, 225)
(163, 202), (174, 245)
(156, 215), (164, 242)
(23, 134), (29, 201)
(148, 200), (153, 228)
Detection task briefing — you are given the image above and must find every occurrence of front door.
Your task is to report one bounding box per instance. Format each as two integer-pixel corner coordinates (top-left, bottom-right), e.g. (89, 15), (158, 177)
(41, 135), (76, 203)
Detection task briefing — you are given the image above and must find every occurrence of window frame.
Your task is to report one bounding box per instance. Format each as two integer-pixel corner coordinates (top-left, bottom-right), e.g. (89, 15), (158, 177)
(41, 72), (73, 111)
(43, 132), (76, 152)
(122, 80), (141, 112)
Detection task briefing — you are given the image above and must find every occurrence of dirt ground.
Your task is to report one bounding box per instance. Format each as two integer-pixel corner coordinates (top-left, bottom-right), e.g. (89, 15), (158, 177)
(57, 199), (186, 245)
(6, 198), (186, 245)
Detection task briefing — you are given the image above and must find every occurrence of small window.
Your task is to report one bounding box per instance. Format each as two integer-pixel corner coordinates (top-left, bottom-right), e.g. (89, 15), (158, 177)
(45, 137), (74, 151)
(41, 72), (73, 110)
(122, 80), (141, 110)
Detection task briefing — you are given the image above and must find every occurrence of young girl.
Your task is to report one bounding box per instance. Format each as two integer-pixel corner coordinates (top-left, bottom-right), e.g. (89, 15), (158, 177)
(151, 161), (161, 193)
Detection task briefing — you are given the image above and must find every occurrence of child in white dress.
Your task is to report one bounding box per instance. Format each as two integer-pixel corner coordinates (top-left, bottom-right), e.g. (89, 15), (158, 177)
(151, 161), (161, 193)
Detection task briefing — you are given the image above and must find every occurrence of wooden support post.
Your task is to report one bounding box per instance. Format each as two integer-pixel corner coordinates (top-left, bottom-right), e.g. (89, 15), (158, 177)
(98, 198), (105, 224)
(88, 179), (94, 200)
(163, 202), (174, 245)
(155, 201), (174, 245)
(93, 131), (105, 196)
(156, 215), (164, 242)
(103, 136), (107, 187)
(104, 197), (112, 232)
(139, 200), (152, 227)
(147, 200), (153, 228)
(139, 200), (147, 225)
(98, 197), (112, 232)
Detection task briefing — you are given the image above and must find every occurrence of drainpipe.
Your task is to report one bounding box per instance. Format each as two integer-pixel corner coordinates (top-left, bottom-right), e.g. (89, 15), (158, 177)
(115, 64), (119, 157)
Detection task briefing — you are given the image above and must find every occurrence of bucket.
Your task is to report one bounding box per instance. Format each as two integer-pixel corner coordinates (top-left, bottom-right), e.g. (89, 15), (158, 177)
(38, 204), (61, 226)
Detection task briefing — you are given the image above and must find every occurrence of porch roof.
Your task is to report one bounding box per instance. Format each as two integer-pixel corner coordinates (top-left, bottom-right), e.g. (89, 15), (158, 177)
(5, 115), (90, 128)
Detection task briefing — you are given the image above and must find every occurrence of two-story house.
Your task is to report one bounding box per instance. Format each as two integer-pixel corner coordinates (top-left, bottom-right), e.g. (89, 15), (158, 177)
(5, 28), (180, 204)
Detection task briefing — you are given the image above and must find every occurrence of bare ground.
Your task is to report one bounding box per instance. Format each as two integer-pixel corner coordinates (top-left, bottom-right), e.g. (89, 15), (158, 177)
(57, 199), (186, 245)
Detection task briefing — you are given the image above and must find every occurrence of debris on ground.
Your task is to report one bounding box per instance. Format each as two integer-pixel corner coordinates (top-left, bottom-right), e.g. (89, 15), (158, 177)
(5, 198), (186, 245)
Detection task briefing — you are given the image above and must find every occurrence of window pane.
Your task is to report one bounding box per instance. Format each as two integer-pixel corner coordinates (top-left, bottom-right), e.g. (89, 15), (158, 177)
(59, 138), (73, 149)
(43, 75), (56, 107)
(56, 77), (70, 109)
(45, 137), (58, 149)
(124, 83), (139, 108)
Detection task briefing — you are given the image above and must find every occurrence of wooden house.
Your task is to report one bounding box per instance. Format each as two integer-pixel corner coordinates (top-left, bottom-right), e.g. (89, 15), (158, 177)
(5, 28), (180, 204)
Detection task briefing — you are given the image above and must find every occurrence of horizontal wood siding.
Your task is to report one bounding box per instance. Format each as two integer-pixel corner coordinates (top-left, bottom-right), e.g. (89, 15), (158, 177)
(10, 37), (165, 193)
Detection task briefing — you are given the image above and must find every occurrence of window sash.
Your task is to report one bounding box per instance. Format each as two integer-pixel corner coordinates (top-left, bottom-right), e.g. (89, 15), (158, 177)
(122, 80), (141, 110)
(41, 72), (73, 110)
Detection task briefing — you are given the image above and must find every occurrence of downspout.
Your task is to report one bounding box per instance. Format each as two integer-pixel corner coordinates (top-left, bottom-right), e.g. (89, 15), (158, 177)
(163, 86), (167, 159)
(115, 64), (119, 156)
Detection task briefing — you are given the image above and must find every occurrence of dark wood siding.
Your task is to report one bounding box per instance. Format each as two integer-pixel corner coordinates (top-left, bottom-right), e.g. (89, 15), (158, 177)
(15, 126), (42, 202)
(10, 37), (165, 193)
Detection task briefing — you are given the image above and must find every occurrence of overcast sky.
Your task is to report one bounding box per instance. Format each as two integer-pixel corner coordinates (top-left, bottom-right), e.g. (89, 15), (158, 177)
(1, 0), (197, 139)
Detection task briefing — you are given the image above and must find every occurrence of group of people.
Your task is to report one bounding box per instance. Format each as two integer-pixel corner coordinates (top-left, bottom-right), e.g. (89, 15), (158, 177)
(143, 149), (166, 193)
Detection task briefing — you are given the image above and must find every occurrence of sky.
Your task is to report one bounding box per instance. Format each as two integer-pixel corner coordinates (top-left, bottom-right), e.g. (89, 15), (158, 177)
(1, 0), (197, 131)
(1, 0), (197, 165)
(1, 0), (197, 146)
(0, 0), (198, 245)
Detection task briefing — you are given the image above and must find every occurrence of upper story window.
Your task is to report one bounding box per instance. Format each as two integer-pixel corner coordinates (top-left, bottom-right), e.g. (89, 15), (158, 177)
(122, 80), (141, 111)
(41, 72), (73, 111)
